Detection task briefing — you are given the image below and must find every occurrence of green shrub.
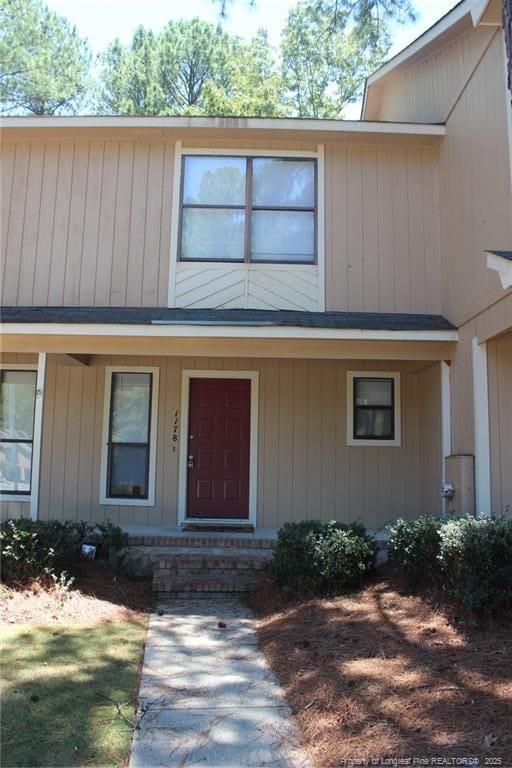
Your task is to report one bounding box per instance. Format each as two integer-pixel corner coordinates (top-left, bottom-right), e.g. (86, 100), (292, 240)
(438, 517), (512, 612)
(271, 519), (377, 596)
(387, 516), (444, 587)
(0, 518), (128, 583)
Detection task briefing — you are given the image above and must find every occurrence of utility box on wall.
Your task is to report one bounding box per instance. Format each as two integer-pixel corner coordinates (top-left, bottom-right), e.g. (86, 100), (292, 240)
(444, 455), (475, 516)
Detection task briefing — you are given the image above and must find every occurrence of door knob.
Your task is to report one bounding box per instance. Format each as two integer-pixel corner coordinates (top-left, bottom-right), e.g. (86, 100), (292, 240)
(188, 455), (195, 468)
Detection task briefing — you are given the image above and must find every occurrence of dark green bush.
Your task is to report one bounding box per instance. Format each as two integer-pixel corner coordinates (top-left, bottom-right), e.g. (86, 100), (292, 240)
(0, 518), (128, 583)
(438, 517), (512, 612)
(270, 519), (377, 596)
(387, 516), (444, 587)
(387, 515), (512, 613)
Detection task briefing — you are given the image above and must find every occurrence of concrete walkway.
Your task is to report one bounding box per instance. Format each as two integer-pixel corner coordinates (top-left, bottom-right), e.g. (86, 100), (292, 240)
(129, 597), (309, 768)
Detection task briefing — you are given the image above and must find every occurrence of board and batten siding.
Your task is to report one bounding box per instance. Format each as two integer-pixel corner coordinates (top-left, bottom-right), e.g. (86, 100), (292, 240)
(487, 331), (512, 517)
(2, 134), (442, 315)
(324, 143), (442, 314)
(0, 139), (175, 307)
(0, 354), (443, 530)
(376, 26), (497, 123)
(438, 32), (512, 327)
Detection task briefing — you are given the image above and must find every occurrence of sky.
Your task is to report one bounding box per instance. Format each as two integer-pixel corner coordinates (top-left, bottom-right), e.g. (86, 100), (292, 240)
(45, 0), (457, 118)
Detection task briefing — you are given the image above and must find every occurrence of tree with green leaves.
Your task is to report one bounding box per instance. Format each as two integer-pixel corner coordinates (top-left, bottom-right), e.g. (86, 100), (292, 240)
(0, 0), (91, 115)
(281, 2), (390, 117)
(96, 27), (163, 115)
(97, 18), (258, 116)
(201, 29), (287, 117)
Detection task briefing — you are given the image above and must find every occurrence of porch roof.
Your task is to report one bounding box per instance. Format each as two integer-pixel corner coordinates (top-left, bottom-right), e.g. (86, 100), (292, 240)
(0, 306), (455, 332)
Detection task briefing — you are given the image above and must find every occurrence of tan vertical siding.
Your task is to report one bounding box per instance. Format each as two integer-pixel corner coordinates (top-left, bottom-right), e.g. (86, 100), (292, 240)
(32, 354), (442, 530)
(418, 364), (442, 516)
(439, 33), (512, 327)
(325, 144), (442, 314)
(1, 139), (176, 308)
(377, 26), (496, 123)
(2, 134), (442, 316)
(488, 332), (512, 516)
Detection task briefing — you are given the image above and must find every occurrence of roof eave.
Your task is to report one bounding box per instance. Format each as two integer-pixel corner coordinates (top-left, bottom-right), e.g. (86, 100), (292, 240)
(362, 0), (499, 120)
(0, 115), (446, 138)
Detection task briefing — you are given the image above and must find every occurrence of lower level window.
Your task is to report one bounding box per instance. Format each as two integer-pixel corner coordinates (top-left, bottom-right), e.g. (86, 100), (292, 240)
(347, 371), (401, 447)
(0, 369), (37, 495)
(101, 368), (159, 505)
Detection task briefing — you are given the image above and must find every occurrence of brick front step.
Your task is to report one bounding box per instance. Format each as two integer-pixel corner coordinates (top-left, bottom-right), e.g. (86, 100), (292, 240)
(156, 551), (272, 571)
(150, 547), (271, 595)
(128, 535), (275, 550)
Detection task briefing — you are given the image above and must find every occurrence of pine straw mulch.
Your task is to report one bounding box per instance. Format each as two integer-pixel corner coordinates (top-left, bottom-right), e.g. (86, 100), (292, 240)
(248, 572), (512, 767)
(0, 563), (153, 626)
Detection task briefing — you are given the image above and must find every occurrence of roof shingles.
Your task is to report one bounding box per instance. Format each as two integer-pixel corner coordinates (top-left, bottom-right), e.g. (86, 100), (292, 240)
(0, 306), (455, 331)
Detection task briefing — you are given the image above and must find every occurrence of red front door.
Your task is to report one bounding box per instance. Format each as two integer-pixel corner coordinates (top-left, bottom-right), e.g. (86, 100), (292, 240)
(186, 378), (251, 520)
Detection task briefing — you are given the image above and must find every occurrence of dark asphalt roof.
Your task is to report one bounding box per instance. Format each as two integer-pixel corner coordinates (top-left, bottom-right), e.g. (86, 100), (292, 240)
(487, 250), (512, 262)
(0, 306), (456, 331)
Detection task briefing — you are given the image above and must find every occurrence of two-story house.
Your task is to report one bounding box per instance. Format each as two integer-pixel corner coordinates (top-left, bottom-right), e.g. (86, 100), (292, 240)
(1, 0), (511, 550)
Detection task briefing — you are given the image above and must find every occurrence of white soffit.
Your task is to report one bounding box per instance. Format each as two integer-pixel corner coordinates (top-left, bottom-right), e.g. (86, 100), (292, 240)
(0, 323), (459, 342)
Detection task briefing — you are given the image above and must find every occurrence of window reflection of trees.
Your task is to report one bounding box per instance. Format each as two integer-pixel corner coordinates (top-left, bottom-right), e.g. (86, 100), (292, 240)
(181, 156), (316, 262)
(0, 371), (37, 493)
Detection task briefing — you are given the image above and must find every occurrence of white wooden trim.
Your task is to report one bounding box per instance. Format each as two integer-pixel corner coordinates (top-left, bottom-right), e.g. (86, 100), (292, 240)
(366, 0), (476, 87)
(471, 0), (500, 26)
(346, 370), (401, 447)
(317, 144), (326, 311)
(99, 366), (159, 507)
(0, 362), (40, 510)
(30, 353), (47, 521)
(440, 361), (452, 464)
(1, 323), (459, 342)
(177, 147), (320, 158)
(486, 252), (512, 289)
(167, 140), (183, 307)
(178, 370), (259, 526)
(0, 115), (446, 137)
(440, 360), (452, 514)
(472, 337), (491, 517)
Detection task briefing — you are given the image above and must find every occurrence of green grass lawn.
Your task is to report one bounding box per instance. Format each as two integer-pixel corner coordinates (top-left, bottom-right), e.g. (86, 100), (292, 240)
(1, 621), (147, 768)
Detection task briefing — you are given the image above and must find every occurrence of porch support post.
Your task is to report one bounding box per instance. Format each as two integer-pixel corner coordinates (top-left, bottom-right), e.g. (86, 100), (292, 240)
(440, 361), (452, 514)
(472, 338), (491, 517)
(30, 352), (47, 521)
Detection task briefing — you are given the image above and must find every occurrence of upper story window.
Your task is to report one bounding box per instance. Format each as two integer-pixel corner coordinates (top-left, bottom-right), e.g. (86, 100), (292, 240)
(179, 155), (317, 264)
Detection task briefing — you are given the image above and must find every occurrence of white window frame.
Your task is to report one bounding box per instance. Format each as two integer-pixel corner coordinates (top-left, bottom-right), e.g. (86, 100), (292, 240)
(99, 366), (159, 507)
(167, 141), (325, 308)
(0, 363), (40, 505)
(178, 370), (259, 526)
(346, 371), (401, 447)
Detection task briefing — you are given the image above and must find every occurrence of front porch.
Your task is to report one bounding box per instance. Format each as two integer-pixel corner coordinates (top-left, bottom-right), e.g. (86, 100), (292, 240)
(1, 308), (457, 541)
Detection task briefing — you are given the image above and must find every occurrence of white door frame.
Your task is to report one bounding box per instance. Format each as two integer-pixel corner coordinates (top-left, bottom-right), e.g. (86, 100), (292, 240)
(178, 370), (259, 526)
